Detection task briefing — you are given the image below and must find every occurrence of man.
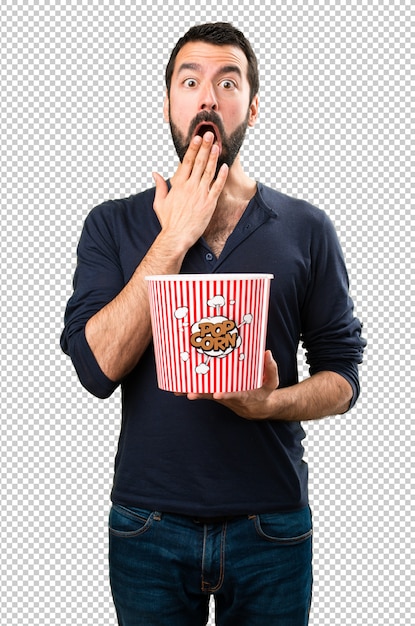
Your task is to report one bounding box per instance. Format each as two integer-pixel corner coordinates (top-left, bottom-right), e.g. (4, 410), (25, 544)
(61, 22), (365, 626)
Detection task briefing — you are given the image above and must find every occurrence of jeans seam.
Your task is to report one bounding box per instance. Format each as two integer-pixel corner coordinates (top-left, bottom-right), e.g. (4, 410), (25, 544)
(109, 505), (156, 538)
(253, 515), (313, 544)
(201, 522), (227, 593)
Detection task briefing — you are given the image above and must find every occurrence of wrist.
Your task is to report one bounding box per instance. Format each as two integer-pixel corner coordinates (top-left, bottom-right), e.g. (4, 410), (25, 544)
(155, 230), (193, 260)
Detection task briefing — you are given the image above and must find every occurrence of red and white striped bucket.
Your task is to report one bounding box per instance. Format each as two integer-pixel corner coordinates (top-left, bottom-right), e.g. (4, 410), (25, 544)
(146, 273), (273, 393)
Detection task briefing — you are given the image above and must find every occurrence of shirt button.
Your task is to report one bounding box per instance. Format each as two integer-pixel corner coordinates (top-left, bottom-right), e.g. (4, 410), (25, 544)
(205, 253), (214, 261)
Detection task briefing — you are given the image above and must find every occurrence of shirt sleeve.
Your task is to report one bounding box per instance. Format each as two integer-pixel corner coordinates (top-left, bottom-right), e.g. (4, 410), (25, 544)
(300, 210), (366, 410)
(60, 202), (124, 398)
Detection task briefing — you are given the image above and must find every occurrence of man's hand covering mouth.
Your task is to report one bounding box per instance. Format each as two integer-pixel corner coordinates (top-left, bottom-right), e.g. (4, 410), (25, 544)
(192, 122), (222, 154)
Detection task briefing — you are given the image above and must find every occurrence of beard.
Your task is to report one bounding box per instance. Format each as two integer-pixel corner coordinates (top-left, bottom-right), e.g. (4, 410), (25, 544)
(169, 108), (250, 176)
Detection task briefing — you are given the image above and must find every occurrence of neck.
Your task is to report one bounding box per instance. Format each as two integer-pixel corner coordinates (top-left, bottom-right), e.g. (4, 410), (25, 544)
(214, 155), (257, 213)
(201, 156), (257, 258)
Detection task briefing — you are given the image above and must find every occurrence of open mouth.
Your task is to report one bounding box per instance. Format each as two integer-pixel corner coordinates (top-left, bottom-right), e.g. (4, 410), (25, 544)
(193, 122), (222, 154)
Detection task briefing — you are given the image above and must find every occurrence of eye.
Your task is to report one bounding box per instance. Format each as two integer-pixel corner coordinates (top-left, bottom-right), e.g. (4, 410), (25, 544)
(220, 79), (236, 90)
(183, 78), (198, 88)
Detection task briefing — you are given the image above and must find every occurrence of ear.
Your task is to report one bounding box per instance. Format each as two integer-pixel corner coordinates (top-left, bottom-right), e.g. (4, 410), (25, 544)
(163, 90), (170, 123)
(248, 94), (259, 127)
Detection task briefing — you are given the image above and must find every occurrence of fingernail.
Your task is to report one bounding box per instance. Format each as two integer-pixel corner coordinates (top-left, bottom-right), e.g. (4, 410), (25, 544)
(193, 135), (202, 145)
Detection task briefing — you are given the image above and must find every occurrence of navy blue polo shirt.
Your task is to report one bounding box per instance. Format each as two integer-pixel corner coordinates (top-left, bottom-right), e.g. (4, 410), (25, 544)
(61, 182), (365, 515)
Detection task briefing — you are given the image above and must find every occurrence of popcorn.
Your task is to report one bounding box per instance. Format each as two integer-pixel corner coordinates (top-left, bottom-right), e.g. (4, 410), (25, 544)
(146, 274), (273, 393)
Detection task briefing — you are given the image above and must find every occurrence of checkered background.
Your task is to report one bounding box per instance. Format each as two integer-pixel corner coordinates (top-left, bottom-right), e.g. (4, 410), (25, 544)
(1, 1), (413, 624)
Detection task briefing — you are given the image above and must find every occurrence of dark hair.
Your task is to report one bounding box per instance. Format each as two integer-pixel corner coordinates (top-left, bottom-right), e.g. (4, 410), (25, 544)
(165, 22), (259, 102)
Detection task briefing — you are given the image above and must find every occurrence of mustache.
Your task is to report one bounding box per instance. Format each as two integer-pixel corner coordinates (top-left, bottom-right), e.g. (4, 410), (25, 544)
(187, 110), (225, 141)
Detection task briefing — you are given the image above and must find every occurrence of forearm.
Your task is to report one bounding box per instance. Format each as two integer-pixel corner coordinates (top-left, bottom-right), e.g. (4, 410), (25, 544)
(209, 354), (354, 422)
(84, 134), (228, 383)
(85, 232), (187, 382)
(267, 371), (353, 421)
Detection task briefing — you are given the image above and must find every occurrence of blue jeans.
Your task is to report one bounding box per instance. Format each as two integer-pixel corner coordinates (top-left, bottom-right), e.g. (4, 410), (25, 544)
(109, 505), (313, 625)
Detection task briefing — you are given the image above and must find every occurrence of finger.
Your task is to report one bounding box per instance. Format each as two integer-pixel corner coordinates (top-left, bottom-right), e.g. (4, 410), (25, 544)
(208, 162), (229, 197)
(212, 389), (236, 402)
(188, 131), (217, 180)
(262, 350), (279, 390)
(152, 172), (169, 212)
(199, 143), (221, 185)
(186, 392), (214, 401)
(177, 134), (203, 179)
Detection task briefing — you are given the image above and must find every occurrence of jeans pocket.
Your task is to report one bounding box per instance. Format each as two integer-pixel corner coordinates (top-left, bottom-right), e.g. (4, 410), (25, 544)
(253, 507), (313, 545)
(109, 505), (155, 538)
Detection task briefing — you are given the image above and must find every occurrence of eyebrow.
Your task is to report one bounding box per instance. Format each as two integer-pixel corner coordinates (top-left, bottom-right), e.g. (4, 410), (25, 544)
(177, 62), (242, 78)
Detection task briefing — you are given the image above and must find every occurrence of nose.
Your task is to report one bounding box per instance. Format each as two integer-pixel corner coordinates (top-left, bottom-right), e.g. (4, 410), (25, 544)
(199, 82), (218, 111)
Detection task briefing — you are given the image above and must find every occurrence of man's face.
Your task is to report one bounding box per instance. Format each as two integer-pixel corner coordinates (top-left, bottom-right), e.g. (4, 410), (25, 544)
(164, 41), (258, 172)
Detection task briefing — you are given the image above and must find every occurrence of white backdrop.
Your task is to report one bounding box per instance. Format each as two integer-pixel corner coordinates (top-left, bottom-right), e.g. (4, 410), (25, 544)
(1, 1), (413, 624)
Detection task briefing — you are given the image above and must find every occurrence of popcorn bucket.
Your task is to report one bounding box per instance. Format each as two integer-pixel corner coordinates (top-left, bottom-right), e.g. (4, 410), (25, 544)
(146, 273), (273, 394)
